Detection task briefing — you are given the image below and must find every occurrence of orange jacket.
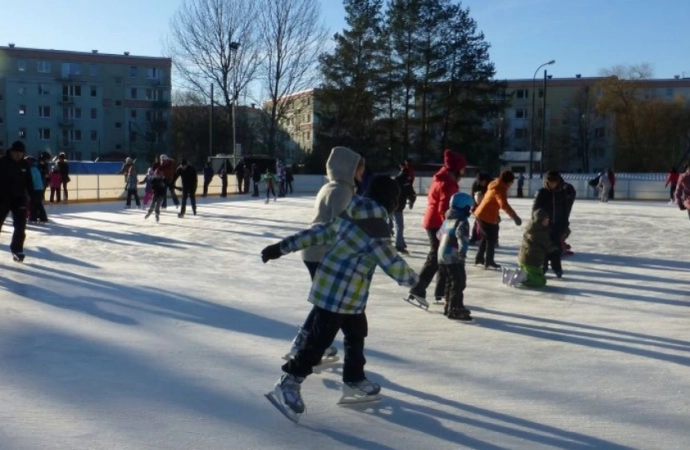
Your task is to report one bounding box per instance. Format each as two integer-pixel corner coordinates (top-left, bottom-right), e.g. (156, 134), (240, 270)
(473, 179), (517, 224)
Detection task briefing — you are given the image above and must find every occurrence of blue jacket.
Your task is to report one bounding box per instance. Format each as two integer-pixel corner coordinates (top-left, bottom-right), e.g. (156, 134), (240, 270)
(30, 166), (44, 191)
(280, 196), (419, 314)
(437, 208), (470, 265)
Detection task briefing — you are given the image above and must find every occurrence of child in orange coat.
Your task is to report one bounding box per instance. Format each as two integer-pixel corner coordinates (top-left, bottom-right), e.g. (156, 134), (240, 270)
(473, 171), (522, 269)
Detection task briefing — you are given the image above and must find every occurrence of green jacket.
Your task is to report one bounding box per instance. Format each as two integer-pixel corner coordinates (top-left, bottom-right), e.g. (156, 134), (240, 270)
(518, 220), (558, 267)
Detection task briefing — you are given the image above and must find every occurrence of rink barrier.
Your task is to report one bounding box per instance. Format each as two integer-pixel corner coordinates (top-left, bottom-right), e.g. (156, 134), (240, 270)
(58, 173), (672, 203)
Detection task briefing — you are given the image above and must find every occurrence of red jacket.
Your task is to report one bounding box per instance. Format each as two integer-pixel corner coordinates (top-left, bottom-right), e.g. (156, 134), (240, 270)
(422, 167), (459, 229)
(666, 171), (679, 187)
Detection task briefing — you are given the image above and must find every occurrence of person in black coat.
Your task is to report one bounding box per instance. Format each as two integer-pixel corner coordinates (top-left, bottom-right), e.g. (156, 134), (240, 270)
(219, 164), (228, 198)
(392, 164), (417, 254)
(173, 159), (198, 217)
(560, 176), (577, 255)
(251, 164), (261, 197)
(56, 152), (70, 203)
(37, 151), (51, 200)
(0, 141), (34, 261)
(235, 159), (245, 193)
(532, 170), (569, 277)
(202, 162), (214, 197)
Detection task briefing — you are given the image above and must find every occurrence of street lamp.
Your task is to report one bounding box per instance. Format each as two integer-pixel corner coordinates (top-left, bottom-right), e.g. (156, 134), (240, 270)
(529, 59), (555, 179)
(209, 41), (241, 160)
(229, 41), (240, 162)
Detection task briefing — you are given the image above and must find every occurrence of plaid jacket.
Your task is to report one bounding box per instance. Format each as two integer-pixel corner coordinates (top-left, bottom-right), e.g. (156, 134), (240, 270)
(280, 196), (419, 314)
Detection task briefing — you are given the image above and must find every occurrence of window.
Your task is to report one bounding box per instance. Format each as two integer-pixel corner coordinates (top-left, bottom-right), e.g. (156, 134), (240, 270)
(39, 129), (51, 140)
(145, 88), (154, 100)
(75, 108), (82, 119)
(515, 108), (528, 119)
(38, 84), (50, 95)
(61, 62), (81, 76)
(115, 77), (122, 84)
(19, 105), (26, 116)
(37, 61), (51, 73)
(115, 122), (122, 128)
(115, 100), (122, 107)
(18, 128), (26, 139)
(514, 128), (527, 139)
(91, 108), (98, 119)
(91, 130), (98, 141)
(130, 131), (137, 142)
(63, 85), (81, 97)
(116, 144), (122, 150)
(89, 64), (98, 76)
(666, 88), (674, 97)
(90, 86), (97, 97)
(74, 130), (82, 141)
(18, 86), (25, 95)
(18, 60), (26, 72)
(63, 107), (82, 119)
(130, 88), (137, 99)
(130, 66), (137, 78)
(145, 111), (152, 122)
(38, 106), (51, 118)
(515, 89), (528, 99)
(146, 68), (160, 79)
(130, 110), (137, 119)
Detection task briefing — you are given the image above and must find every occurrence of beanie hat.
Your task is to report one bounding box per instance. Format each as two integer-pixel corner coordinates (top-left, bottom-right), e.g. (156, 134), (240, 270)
(10, 141), (25, 153)
(442, 149), (466, 172)
(532, 208), (550, 223)
(365, 175), (400, 212)
(499, 170), (515, 184)
(125, 157), (133, 163)
(545, 170), (561, 183)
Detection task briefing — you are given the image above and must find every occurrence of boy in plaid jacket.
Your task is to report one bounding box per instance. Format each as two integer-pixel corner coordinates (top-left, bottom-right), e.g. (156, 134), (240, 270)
(261, 175), (419, 420)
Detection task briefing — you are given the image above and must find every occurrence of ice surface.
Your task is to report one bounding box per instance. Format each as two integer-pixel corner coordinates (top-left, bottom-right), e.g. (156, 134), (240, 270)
(1, 196), (689, 449)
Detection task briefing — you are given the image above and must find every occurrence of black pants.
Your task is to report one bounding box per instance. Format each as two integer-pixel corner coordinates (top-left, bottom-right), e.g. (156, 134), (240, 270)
(253, 181), (259, 196)
(300, 261), (321, 332)
(609, 186), (614, 200)
(237, 176), (244, 193)
(162, 181), (179, 208)
(202, 178), (212, 197)
(517, 187), (524, 198)
(410, 228), (445, 299)
(29, 190), (48, 222)
(670, 184), (677, 201)
(543, 229), (564, 274)
(283, 306), (368, 382)
(61, 180), (69, 201)
(180, 187), (197, 216)
(50, 187), (61, 203)
(221, 180), (228, 197)
(0, 199), (28, 254)
(476, 220), (499, 265)
(439, 263), (466, 312)
(126, 189), (141, 207)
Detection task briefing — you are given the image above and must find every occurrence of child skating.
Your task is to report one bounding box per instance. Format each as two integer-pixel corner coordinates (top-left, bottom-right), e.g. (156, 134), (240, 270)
(511, 209), (559, 288)
(260, 175), (419, 422)
(144, 170), (168, 223)
(261, 168), (278, 203)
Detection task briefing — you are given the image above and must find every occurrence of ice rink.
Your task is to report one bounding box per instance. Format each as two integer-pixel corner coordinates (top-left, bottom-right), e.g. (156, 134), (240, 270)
(0, 193), (689, 450)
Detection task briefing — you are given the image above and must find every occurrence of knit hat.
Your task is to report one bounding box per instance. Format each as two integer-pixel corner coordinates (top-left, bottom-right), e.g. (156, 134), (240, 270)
(10, 141), (25, 153)
(442, 149), (466, 172)
(532, 208), (550, 223)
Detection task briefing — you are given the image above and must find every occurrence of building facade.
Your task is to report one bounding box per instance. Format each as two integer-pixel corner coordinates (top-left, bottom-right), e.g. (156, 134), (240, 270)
(264, 88), (322, 163)
(0, 45), (171, 164)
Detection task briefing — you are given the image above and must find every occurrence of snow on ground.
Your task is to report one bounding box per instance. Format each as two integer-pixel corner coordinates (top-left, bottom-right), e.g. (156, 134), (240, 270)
(0, 194), (689, 450)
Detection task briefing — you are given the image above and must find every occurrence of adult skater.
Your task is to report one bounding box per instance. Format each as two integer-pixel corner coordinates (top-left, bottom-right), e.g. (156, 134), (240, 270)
(665, 167), (679, 204)
(173, 159), (198, 217)
(261, 175), (418, 422)
(285, 147), (364, 360)
(675, 162), (690, 220)
(202, 162), (214, 197)
(532, 171), (568, 278)
(517, 172), (525, 198)
(597, 170), (611, 202)
(473, 170), (522, 269)
(55, 152), (70, 203)
(407, 149), (466, 307)
(0, 141), (33, 262)
(392, 162), (416, 254)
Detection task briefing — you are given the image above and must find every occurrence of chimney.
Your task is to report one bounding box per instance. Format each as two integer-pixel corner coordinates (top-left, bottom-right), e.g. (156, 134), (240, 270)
(251, 103), (256, 109)
(8, 43), (15, 48)
(575, 74), (581, 78)
(124, 51), (130, 56)
(92, 50), (98, 54)
(674, 75), (680, 80)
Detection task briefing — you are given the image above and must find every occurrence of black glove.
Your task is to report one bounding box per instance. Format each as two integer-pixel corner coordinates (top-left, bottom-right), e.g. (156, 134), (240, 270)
(513, 216), (522, 226)
(408, 196), (416, 210)
(679, 203), (687, 211)
(261, 243), (283, 263)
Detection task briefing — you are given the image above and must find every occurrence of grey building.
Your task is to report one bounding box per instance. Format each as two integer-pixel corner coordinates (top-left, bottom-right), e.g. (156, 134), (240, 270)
(0, 44), (171, 164)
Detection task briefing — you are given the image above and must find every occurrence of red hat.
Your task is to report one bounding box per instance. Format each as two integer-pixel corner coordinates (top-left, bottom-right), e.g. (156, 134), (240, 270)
(443, 149), (466, 172)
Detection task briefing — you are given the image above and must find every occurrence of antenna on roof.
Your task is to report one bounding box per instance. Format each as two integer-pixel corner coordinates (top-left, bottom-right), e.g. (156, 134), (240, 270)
(8, 43), (15, 48)
(124, 51), (130, 56)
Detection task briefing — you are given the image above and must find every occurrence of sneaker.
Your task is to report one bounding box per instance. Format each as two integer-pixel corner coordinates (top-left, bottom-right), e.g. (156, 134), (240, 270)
(345, 379), (381, 396)
(277, 374), (305, 413)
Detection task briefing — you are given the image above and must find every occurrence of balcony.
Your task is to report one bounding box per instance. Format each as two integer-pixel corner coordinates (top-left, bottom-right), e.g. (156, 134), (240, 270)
(58, 141), (74, 150)
(58, 118), (75, 127)
(501, 151), (541, 162)
(58, 96), (75, 105)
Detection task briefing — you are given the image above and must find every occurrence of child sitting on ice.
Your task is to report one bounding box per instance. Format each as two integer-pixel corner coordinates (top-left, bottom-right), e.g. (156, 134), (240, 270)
(516, 209), (559, 288)
(260, 175), (419, 421)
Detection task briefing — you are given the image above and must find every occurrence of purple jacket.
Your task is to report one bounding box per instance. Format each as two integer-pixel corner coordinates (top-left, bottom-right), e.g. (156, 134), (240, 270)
(675, 171), (690, 209)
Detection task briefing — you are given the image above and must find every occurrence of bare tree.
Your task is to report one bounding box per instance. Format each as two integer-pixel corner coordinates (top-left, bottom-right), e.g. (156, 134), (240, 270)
(259, 0), (328, 157)
(167, 0), (264, 119)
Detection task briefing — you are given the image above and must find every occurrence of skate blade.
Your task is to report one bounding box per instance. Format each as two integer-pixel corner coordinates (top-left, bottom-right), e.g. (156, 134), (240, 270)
(282, 355), (340, 365)
(337, 394), (382, 406)
(265, 391), (301, 423)
(403, 296), (429, 310)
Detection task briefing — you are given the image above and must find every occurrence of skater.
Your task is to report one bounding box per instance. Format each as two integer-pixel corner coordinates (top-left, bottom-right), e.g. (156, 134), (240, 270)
(158, 154), (179, 208)
(37, 151), (51, 201)
(173, 159), (198, 217)
(244, 163), (253, 195)
(473, 170), (522, 269)
(235, 159), (245, 194)
(25, 156), (48, 223)
(49, 166), (62, 203)
(202, 162), (214, 197)
(607, 168), (616, 200)
(665, 167), (679, 204)
(219, 164), (228, 198)
(469, 172), (491, 245)
(139, 168), (154, 208)
(597, 171), (611, 202)
(119, 157), (136, 183)
(560, 176), (577, 256)
(392, 162), (416, 254)
(261, 175), (419, 421)
(675, 161), (690, 221)
(517, 172), (525, 198)
(251, 164), (261, 197)
(407, 149), (466, 306)
(124, 165), (141, 209)
(286, 147), (364, 361)
(516, 209), (559, 288)
(437, 193), (473, 320)
(144, 170), (168, 223)
(533, 171), (568, 278)
(277, 161), (287, 197)
(261, 168), (278, 203)
(55, 152), (70, 203)
(286, 166), (294, 194)
(0, 141), (33, 262)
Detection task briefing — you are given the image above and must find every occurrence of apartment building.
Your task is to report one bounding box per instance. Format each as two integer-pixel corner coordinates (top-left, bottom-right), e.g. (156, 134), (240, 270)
(0, 44), (171, 163)
(264, 88), (321, 163)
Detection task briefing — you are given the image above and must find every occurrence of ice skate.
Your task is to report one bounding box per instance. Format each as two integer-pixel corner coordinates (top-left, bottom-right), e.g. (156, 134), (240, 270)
(447, 308), (473, 322)
(144, 211), (152, 219)
(265, 198), (269, 204)
(12, 252), (25, 263)
(403, 293), (429, 310)
(434, 296), (444, 304)
(338, 379), (382, 405)
(501, 267), (514, 286)
(509, 269), (527, 287)
(265, 374), (305, 423)
(485, 262), (501, 270)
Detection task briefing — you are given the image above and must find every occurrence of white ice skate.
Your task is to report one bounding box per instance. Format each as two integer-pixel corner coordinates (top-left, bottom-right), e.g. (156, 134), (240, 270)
(338, 379), (382, 406)
(501, 267), (513, 286)
(265, 374), (305, 423)
(403, 293), (429, 310)
(509, 268), (527, 287)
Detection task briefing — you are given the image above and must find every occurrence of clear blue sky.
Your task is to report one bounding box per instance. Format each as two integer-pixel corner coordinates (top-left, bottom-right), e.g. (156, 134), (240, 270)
(2, 0), (689, 81)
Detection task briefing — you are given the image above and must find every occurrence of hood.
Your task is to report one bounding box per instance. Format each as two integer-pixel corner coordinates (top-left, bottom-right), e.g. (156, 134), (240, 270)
(326, 147), (361, 184)
(344, 196), (388, 221)
(433, 166), (456, 181)
(487, 179), (506, 191)
(443, 149), (466, 172)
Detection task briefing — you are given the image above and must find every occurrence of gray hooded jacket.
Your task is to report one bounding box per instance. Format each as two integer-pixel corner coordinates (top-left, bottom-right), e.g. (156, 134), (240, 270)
(302, 146), (361, 262)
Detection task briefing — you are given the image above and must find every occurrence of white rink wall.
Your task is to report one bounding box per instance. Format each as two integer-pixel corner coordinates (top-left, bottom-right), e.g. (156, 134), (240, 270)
(66, 173), (672, 202)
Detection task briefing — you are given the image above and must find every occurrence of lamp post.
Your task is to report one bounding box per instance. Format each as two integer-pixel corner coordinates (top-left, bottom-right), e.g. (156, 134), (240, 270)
(539, 71), (552, 176)
(229, 41), (240, 161)
(529, 59), (555, 179)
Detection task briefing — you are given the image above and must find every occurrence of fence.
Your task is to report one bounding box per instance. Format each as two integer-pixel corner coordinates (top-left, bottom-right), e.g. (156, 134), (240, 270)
(62, 173), (672, 203)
